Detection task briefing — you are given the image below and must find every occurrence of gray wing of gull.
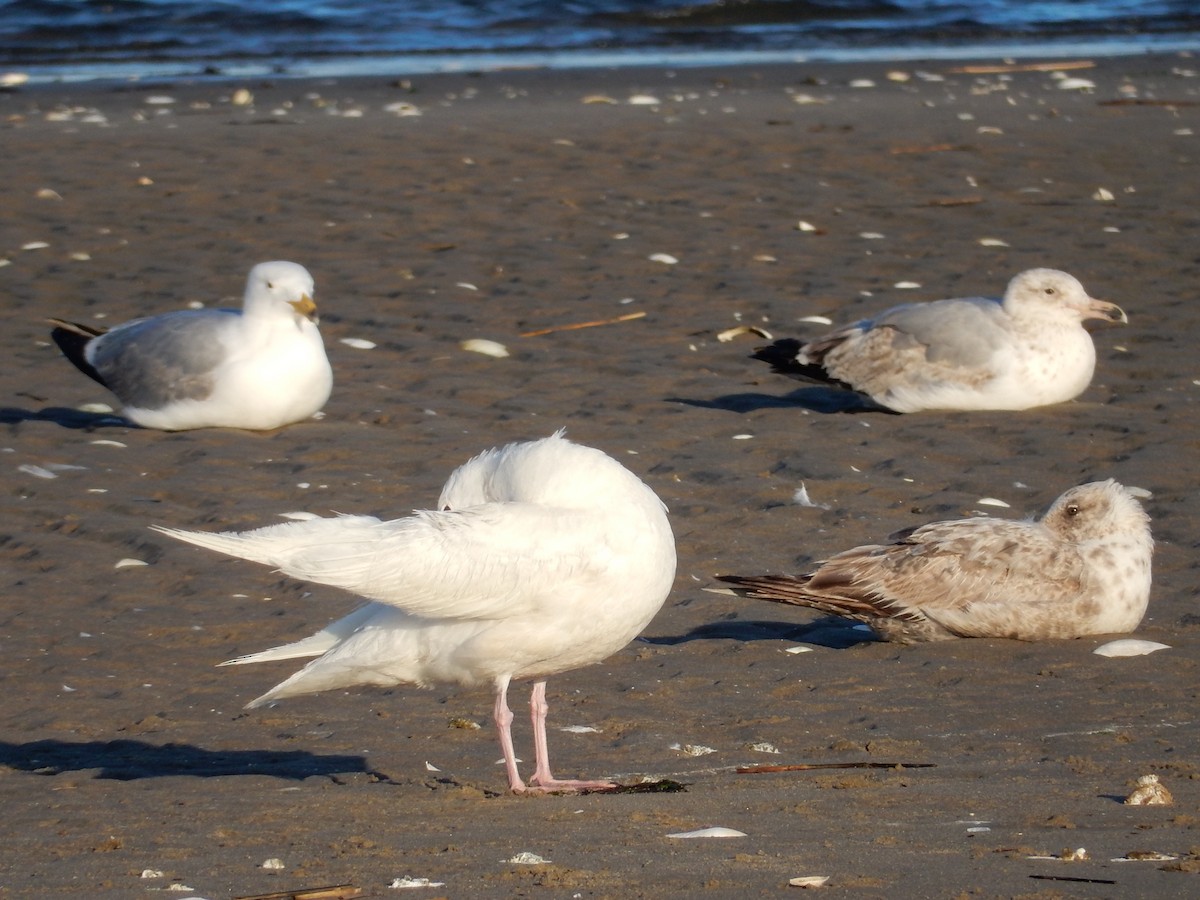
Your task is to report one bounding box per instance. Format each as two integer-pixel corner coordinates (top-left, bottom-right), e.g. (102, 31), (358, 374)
(88, 309), (238, 409)
(856, 296), (1009, 367)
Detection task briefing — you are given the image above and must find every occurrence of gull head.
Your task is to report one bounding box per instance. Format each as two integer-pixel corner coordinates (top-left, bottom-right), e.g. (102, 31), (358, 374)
(244, 260), (319, 323)
(1040, 479), (1151, 544)
(1005, 268), (1127, 325)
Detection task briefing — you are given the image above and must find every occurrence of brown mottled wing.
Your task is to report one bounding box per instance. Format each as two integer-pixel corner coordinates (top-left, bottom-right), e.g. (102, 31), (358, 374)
(814, 517), (1086, 637)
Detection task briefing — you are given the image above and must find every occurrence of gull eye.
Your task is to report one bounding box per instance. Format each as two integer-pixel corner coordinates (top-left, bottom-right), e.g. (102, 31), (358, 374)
(1043, 286), (1056, 296)
(1065, 503), (1080, 517)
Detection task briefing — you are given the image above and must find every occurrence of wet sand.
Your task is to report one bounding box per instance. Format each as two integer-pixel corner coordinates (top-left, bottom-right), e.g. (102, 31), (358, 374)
(3, 54), (1200, 897)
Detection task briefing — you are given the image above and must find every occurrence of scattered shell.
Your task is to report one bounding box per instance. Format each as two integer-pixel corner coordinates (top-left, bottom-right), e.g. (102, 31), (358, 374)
(460, 339), (509, 358)
(859, 231), (885, 240)
(793, 483), (831, 509)
(78, 402), (115, 413)
(278, 511), (319, 521)
(1112, 851), (1177, 861)
(976, 497), (1011, 508)
(18, 464), (59, 479)
(448, 717), (481, 730)
(796, 220), (818, 232)
(456, 282), (478, 291)
(384, 101), (422, 116)
(1093, 187), (1115, 201)
(784, 646), (815, 654)
(425, 761), (440, 771)
(789, 875), (831, 888)
(667, 827), (747, 839)
(791, 93), (827, 105)
(507, 852), (551, 865)
(978, 237), (1010, 247)
(164, 885), (195, 892)
(144, 95), (176, 105)
(849, 79), (876, 88)
(627, 94), (661, 105)
(798, 315), (834, 325)
(36, 188), (63, 200)
(731, 434), (753, 440)
(886, 71), (911, 83)
(115, 558), (149, 569)
(340, 337), (377, 350)
(1093, 639), (1170, 658)
(1125, 774), (1173, 806)
(748, 741), (781, 754)
(1057, 77), (1096, 91)
(390, 876), (447, 888)
(0, 72), (29, 88)
(70, 252), (91, 261)
(1062, 847), (1089, 861)
(717, 325), (774, 343)
(582, 94), (618, 104)
(893, 281), (921, 289)
(22, 241), (49, 250)
(649, 252), (678, 264)
(230, 88), (253, 106)
(260, 858), (285, 870)
(89, 439), (126, 448)
(674, 743), (717, 757)
(140, 869), (165, 879)
(559, 724), (601, 733)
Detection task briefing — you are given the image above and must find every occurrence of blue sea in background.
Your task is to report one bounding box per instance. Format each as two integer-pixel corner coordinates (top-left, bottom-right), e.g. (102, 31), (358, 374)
(2, 1), (1199, 83)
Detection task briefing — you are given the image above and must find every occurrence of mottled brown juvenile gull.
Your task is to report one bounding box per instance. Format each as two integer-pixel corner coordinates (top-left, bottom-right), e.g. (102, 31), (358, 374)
(49, 260), (331, 430)
(716, 480), (1152, 643)
(753, 269), (1126, 412)
(152, 431), (677, 793)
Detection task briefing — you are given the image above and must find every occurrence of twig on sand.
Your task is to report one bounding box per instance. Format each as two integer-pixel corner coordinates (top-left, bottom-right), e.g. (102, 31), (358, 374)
(520, 310), (646, 338)
(235, 885), (362, 900)
(947, 60), (1096, 74)
(737, 762), (935, 774)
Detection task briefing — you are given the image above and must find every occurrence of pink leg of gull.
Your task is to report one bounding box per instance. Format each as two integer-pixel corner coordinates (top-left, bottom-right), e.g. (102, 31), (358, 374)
(492, 675), (527, 792)
(527, 680), (616, 792)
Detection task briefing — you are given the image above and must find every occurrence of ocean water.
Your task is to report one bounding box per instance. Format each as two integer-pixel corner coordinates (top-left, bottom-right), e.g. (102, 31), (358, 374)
(2, 0), (1198, 83)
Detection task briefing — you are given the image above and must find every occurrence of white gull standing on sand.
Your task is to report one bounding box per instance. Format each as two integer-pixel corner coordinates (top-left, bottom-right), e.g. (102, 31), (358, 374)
(49, 260), (332, 430)
(716, 480), (1152, 643)
(752, 268), (1126, 412)
(153, 431), (677, 793)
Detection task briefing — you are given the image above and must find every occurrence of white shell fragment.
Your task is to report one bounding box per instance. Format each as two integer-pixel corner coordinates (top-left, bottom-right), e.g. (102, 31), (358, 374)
(559, 725), (601, 734)
(1093, 639), (1170, 658)
(789, 875), (832, 888)
(115, 558), (149, 569)
(796, 220), (819, 232)
(1125, 774), (1173, 806)
(667, 827), (747, 839)
(627, 94), (661, 105)
(89, 439), (127, 448)
(260, 858), (285, 870)
(390, 876), (447, 888)
(460, 339), (509, 358)
(671, 743), (717, 757)
(798, 315), (834, 325)
(507, 852), (551, 865)
(784, 645), (815, 654)
(1093, 187), (1115, 201)
(1057, 77), (1097, 91)
(748, 741), (781, 754)
(648, 253), (678, 265)
(976, 497), (1011, 508)
(78, 402), (115, 414)
(978, 238), (1010, 247)
(340, 337), (377, 350)
(717, 325), (774, 342)
(893, 281), (921, 289)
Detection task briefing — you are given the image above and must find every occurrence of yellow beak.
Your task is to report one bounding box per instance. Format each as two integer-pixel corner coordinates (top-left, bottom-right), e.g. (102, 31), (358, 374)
(289, 293), (319, 323)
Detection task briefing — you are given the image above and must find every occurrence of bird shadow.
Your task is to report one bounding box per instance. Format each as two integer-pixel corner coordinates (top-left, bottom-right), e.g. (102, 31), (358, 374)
(0, 406), (131, 430)
(645, 617), (876, 650)
(0, 737), (371, 781)
(666, 388), (892, 415)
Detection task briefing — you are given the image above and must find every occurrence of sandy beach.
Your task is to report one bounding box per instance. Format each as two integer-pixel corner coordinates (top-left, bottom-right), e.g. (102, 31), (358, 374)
(3, 53), (1200, 897)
